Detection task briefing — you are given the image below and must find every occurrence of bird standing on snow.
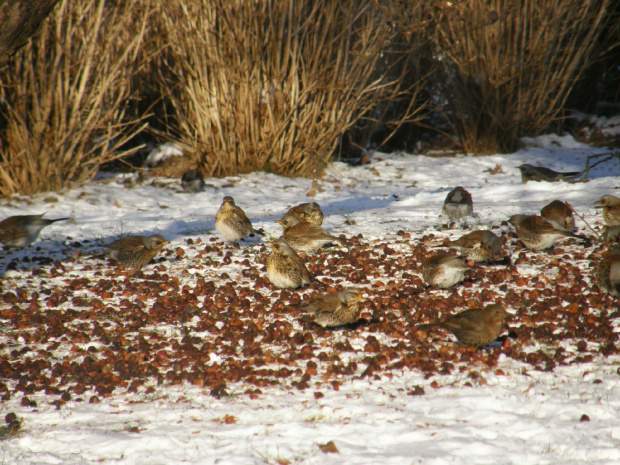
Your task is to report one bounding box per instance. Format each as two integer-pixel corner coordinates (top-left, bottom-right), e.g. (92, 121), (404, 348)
(594, 194), (620, 226)
(438, 230), (503, 262)
(596, 245), (620, 297)
(297, 288), (364, 327)
(508, 214), (582, 251)
(265, 238), (311, 289)
(420, 303), (508, 348)
(442, 186), (473, 220)
(0, 214), (69, 248)
(215, 196), (262, 243)
(540, 200), (576, 233)
(181, 169), (205, 193)
(286, 202), (324, 226)
(517, 164), (581, 184)
(275, 214), (343, 254)
(96, 234), (169, 270)
(422, 252), (470, 288)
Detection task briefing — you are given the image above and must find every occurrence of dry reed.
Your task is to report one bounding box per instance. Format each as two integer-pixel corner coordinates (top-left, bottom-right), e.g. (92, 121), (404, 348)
(0, 0), (150, 197)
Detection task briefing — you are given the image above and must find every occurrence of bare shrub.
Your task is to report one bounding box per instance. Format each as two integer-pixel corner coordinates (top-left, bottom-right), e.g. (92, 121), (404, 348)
(0, 0), (150, 197)
(430, 0), (611, 153)
(154, 0), (425, 177)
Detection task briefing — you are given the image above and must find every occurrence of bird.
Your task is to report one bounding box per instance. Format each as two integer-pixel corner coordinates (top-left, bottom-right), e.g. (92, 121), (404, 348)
(596, 245), (620, 297)
(420, 303), (508, 348)
(603, 225), (620, 245)
(517, 164), (581, 184)
(0, 214), (69, 248)
(95, 234), (169, 270)
(594, 194), (620, 226)
(215, 196), (262, 242)
(275, 214), (343, 254)
(540, 200), (576, 232)
(181, 169), (205, 193)
(286, 202), (324, 226)
(265, 238), (312, 289)
(297, 288), (364, 327)
(438, 230), (503, 262)
(508, 214), (581, 251)
(442, 186), (473, 219)
(422, 252), (470, 288)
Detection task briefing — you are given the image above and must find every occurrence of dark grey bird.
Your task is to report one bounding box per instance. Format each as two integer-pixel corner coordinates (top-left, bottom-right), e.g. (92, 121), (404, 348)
(420, 304), (508, 348)
(0, 214), (69, 248)
(517, 164), (581, 184)
(422, 252), (470, 288)
(540, 200), (576, 233)
(596, 245), (620, 297)
(181, 169), (205, 193)
(442, 186), (473, 219)
(297, 288), (364, 327)
(438, 230), (503, 262)
(594, 194), (620, 226)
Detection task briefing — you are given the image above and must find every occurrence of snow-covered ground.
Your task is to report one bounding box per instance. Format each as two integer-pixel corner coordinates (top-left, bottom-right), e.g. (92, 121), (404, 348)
(1, 133), (619, 464)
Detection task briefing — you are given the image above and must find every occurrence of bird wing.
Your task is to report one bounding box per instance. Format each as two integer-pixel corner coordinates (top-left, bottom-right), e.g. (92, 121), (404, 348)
(109, 236), (146, 251)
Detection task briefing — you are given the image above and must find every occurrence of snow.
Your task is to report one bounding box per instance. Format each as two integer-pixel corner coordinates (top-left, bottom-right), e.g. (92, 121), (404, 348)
(1, 133), (620, 464)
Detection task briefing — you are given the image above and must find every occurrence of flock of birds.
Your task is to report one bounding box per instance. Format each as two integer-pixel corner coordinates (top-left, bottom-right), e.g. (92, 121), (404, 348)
(1, 171), (620, 349)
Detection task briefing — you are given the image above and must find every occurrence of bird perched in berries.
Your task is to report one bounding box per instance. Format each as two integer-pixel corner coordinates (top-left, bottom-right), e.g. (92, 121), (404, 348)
(594, 194), (620, 226)
(442, 186), (473, 219)
(286, 202), (324, 226)
(420, 303), (508, 348)
(596, 245), (620, 297)
(181, 169), (205, 193)
(422, 252), (470, 288)
(215, 196), (262, 243)
(438, 230), (503, 262)
(265, 238), (311, 289)
(540, 200), (576, 232)
(0, 214), (69, 248)
(517, 164), (581, 184)
(95, 234), (169, 270)
(508, 214), (582, 251)
(603, 225), (620, 245)
(297, 288), (364, 327)
(275, 214), (343, 254)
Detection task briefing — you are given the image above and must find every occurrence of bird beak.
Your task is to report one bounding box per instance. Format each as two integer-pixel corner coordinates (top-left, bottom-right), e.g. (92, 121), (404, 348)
(275, 219), (282, 224)
(162, 240), (170, 245)
(593, 200), (602, 207)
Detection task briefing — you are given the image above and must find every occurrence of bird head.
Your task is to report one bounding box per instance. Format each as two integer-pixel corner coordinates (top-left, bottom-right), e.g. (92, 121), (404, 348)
(145, 235), (169, 248)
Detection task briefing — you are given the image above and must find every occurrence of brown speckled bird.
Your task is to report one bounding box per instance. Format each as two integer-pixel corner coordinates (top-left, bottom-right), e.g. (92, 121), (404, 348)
(603, 225), (620, 245)
(442, 186), (473, 219)
(439, 230), (502, 262)
(421, 303), (508, 348)
(422, 252), (470, 288)
(215, 196), (261, 242)
(297, 288), (364, 327)
(275, 214), (343, 254)
(594, 195), (620, 226)
(0, 214), (69, 248)
(540, 200), (575, 233)
(508, 214), (579, 250)
(286, 202), (324, 226)
(97, 234), (169, 269)
(265, 238), (311, 289)
(517, 164), (580, 184)
(596, 245), (620, 297)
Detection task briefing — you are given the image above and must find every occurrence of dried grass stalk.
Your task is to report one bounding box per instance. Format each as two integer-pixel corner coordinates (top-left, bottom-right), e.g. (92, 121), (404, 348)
(0, 0), (150, 197)
(432, 0), (610, 153)
(156, 0), (424, 177)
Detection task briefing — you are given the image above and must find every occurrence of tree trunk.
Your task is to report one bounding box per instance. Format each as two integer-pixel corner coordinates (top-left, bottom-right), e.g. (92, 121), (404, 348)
(0, 0), (59, 65)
